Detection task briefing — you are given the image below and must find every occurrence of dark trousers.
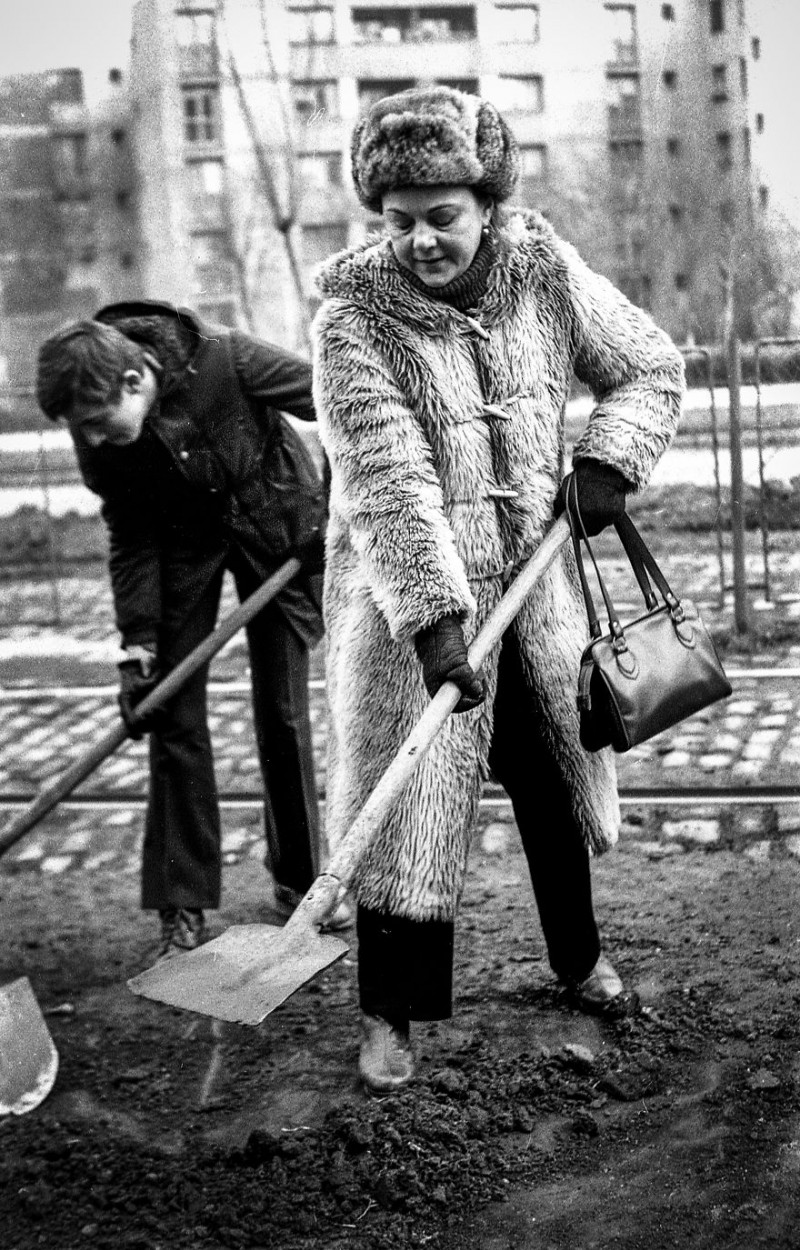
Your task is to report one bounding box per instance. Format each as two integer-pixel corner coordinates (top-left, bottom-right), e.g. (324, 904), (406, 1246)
(358, 630), (601, 1022)
(141, 555), (320, 910)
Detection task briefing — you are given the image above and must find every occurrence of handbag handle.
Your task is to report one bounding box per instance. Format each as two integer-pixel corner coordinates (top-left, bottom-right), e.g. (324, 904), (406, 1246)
(565, 475), (688, 650)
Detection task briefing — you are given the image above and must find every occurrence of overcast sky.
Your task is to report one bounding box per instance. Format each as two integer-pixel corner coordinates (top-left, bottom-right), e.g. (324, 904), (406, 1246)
(1, 0), (799, 220)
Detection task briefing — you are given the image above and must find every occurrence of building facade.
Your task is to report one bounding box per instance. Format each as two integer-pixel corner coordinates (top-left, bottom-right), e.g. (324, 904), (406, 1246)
(126, 0), (772, 348)
(0, 66), (141, 401)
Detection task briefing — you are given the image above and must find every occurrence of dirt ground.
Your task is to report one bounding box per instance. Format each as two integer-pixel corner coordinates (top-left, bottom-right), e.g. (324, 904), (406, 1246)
(2, 807), (800, 1250)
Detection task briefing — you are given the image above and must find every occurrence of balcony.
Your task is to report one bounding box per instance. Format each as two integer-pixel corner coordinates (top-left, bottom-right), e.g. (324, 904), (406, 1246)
(351, 7), (477, 45)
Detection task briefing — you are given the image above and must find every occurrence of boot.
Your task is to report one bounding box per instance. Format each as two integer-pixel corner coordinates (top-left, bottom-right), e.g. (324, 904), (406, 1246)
(358, 1013), (414, 1094)
(157, 907), (205, 960)
(573, 953), (623, 1009)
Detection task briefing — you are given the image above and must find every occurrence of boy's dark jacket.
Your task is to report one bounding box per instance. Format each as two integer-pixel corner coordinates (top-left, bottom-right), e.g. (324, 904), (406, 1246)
(71, 301), (325, 650)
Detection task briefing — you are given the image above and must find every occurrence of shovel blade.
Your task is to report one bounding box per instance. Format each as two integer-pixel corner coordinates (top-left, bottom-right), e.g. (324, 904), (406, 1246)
(0, 977), (59, 1116)
(127, 922), (350, 1025)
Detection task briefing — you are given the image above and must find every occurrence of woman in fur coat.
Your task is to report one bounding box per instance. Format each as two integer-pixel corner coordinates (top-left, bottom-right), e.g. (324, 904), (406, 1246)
(312, 86), (684, 1093)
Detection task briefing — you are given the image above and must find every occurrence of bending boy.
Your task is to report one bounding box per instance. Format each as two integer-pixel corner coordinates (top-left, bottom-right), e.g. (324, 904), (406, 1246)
(37, 300), (348, 958)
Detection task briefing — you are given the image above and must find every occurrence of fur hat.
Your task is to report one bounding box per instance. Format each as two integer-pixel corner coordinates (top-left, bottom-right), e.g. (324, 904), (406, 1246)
(351, 85), (519, 213)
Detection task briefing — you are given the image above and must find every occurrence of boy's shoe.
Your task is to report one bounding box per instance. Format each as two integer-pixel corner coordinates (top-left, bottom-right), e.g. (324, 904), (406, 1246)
(273, 883), (354, 932)
(359, 1013), (415, 1094)
(158, 907), (205, 959)
(571, 954), (624, 1011)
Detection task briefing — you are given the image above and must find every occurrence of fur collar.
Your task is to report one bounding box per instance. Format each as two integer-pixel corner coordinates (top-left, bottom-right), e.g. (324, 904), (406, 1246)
(314, 208), (568, 332)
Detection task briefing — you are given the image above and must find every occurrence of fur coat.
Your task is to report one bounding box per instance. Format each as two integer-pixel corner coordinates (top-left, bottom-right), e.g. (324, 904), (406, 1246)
(312, 209), (684, 921)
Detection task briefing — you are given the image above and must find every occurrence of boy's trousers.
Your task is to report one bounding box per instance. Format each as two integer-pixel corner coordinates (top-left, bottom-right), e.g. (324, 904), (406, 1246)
(140, 552), (320, 910)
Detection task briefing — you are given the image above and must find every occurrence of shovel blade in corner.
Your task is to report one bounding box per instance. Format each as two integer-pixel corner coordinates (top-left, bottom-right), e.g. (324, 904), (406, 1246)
(0, 978), (59, 1116)
(127, 921), (350, 1026)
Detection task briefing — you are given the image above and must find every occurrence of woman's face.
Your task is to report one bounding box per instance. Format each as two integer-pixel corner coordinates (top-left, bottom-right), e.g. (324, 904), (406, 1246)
(382, 185), (493, 288)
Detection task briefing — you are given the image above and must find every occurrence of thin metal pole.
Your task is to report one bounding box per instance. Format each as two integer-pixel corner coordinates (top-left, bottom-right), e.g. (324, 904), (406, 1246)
(727, 328), (749, 634)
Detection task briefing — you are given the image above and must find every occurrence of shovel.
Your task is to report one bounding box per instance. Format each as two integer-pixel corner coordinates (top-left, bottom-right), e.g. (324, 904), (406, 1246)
(0, 978), (59, 1115)
(0, 558), (303, 859)
(127, 518), (570, 1025)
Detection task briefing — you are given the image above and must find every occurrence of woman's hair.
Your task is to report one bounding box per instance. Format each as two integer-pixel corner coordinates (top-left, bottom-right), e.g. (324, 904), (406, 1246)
(36, 320), (145, 421)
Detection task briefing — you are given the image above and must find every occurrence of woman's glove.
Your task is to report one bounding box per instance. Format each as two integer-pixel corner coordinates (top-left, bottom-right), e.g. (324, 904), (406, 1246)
(554, 458), (631, 537)
(414, 614), (485, 713)
(118, 647), (162, 739)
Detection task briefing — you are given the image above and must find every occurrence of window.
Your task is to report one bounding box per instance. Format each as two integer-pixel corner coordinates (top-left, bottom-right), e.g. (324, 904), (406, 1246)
(52, 134), (90, 198)
(756, 112), (764, 133)
(709, 0), (724, 34)
(605, 5), (637, 64)
(175, 10), (215, 45)
(711, 64), (727, 101)
(299, 150), (343, 189)
(357, 79), (415, 112)
(292, 80), (339, 123)
(716, 130), (732, 170)
(751, 36), (760, 58)
(675, 272), (689, 291)
(607, 74), (641, 133)
(739, 56), (748, 95)
(493, 74), (544, 113)
(519, 144), (546, 180)
(661, 2), (675, 17)
(288, 5), (334, 42)
(187, 157), (225, 198)
(668, 204), (683, 223)
(662, 70), (677, 88)
(193, 230), (236, 295)
(199, 300), (237, 327)
(120, 252), (135, 269)
(351, 7), (477, 43)
(759, 185), (768, 209)
(720, 200), (735, 225)
(743, 125), (751, 166)
(111, 128), (126, 146)
(666, 137), (680, 156)
(116, 190), (131, 209)
(302, 222), (349, 290)
(495, 4), (540, 43)
(609, 140), (643, 168)
(436, 78), (479, 94)
(182, 86), (220, 143)
(109, 68), (123, 84)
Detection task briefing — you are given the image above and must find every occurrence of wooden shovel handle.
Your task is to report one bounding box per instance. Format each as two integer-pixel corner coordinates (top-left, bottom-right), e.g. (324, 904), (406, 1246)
(317, 517), (570, 898)
(0, 558), (303, 858)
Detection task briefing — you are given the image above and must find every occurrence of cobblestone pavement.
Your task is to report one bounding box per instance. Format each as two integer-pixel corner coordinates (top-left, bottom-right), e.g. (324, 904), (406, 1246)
(1, 532), (799, 880)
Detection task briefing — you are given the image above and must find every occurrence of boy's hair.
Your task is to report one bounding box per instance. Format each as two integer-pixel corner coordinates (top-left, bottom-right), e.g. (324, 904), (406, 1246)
(36, 320), (146, 421)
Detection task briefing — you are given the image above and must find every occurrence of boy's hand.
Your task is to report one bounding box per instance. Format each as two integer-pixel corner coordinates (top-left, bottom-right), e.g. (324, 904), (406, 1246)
(118, 648), (163, 739)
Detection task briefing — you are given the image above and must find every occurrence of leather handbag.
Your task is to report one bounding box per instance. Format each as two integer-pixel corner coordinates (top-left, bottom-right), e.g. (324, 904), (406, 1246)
(564, 475), (732, 753)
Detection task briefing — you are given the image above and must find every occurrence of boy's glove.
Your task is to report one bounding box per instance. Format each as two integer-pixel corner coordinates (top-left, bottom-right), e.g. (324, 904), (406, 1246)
(554, 458), (630, 537)
(414, 614), (485, 714)
(118, 647), (162, 739)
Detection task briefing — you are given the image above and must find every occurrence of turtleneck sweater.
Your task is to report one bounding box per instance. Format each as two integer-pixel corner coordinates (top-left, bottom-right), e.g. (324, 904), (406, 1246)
(391, 231), (496, 312)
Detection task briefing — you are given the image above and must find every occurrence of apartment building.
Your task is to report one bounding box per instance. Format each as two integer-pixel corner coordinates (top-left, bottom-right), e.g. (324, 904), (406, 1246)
(0, 67), (141, 397)
(126, 0), (770, 348)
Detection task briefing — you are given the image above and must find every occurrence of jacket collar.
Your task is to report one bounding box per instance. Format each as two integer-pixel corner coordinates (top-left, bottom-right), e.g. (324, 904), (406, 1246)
(314, 208), (563, 332)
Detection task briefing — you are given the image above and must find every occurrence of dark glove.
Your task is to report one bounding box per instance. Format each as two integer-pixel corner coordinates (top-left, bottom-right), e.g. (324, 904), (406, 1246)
(414, 614), (485, 714)
(554, 458), (631, 537)
(118, 649), (162, 739)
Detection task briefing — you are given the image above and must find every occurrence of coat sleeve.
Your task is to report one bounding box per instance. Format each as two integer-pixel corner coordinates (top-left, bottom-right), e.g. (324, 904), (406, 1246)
(557, 238), (685, 491)
(230, 329), (316, 422)
(312, 301), (476, 642)
(72, 435), (162, 649)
